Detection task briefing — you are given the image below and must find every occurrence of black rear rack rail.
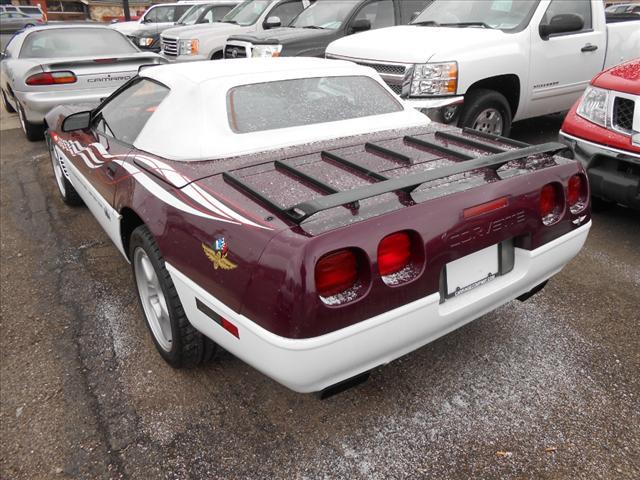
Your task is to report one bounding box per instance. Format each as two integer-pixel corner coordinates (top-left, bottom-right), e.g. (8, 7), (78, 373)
(223, 141), (567, 225)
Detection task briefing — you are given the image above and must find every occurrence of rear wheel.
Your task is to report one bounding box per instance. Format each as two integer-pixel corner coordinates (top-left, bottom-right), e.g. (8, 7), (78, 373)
(130, 225), (216, 368)
(458, 89), (513, 137)
(46, 131), (83, 206)
(1, 89), (16, 113)
(17, 103), (44, 141)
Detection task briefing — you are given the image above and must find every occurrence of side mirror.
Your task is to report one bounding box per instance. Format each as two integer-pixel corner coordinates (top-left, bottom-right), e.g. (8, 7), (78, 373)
(62, 111), (91, 132)
(142, 16), (153, 23)
(349, 18), (371, 34)
(264, 16), (281, 29)
(539, 13), (583, 39)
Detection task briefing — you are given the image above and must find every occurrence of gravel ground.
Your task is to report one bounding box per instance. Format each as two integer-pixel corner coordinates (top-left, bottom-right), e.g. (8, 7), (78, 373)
(1, 109), (639, 479)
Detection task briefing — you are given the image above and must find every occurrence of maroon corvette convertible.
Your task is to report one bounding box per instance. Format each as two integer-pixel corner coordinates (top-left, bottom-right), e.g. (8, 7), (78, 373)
(45, 58), (591, 394)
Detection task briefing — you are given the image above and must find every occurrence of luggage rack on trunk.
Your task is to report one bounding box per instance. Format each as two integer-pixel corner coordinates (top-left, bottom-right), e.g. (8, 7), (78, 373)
(223, 129), (568, 224)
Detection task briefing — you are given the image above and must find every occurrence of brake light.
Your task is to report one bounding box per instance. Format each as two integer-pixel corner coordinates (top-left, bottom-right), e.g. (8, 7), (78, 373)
(567, 174), (588, 213)
(26, 71), (77, 86)
(540, 183), (562, 225)
(315, 249), (358, 298)
(377, 232), (412, 277)
(464, 197), (509, 219)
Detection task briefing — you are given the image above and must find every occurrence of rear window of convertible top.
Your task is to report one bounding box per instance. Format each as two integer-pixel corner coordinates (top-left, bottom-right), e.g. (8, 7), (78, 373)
(227, 75), (403, 134)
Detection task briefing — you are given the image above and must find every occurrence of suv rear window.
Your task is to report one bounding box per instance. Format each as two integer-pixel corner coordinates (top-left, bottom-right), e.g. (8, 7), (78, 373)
(227, 76), (402, 133)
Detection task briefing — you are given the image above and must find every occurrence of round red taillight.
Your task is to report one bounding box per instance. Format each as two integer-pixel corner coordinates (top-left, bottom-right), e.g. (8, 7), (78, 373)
(377, 232), (412, 277)
(315, 249), (359, 298)
(540, 183), (562, 225)
(567, 174), (588, 212)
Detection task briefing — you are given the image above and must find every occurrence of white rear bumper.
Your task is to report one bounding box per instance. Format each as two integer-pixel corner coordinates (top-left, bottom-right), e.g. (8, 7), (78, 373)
(167, 222), (591, 393)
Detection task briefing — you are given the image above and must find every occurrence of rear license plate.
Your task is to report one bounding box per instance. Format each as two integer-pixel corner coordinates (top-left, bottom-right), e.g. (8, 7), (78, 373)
(446, 244), (499, 298)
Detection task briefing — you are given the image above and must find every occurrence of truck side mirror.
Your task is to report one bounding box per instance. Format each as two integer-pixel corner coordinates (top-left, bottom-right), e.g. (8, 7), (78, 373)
(62, 111), (91, 132)
(539, 13), (584, 40)
(349, 18), (371, 34)
(264, 16), (281, 29)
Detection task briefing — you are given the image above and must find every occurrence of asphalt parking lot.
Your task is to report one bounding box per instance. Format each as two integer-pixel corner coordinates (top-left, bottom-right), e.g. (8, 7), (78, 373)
(0, 103), (639, 479)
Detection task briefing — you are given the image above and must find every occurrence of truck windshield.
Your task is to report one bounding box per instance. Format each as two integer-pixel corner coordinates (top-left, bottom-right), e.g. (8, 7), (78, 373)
(291, 0), (360, 30)
(221, 0), (270, 26)
(227, 75), (402, 133)
(176, 4), (207, 25)
(413, 0), (539, 31)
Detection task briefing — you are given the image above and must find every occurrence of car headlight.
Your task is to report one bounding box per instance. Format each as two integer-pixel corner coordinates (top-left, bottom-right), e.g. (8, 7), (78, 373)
(410, 62), (458, 97)
(138, 37), (155, 47)
(179, 39), (199, 56)
(252, 44), (282, 58)
(576, 86), (609, 128)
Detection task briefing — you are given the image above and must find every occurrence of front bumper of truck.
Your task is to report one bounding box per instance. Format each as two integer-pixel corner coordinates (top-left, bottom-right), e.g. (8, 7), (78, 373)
(560, 131), (640, 210)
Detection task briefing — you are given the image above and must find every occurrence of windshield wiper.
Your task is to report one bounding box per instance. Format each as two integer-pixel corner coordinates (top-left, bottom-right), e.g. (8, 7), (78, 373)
(302, 25), (324, 29)
(412, 20), (439, 26)
(222, 19), (237, 24)
(441, 22), (492, 29)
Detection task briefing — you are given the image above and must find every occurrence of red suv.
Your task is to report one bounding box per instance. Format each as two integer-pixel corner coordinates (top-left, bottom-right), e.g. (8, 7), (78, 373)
(560, 59), (639, 210)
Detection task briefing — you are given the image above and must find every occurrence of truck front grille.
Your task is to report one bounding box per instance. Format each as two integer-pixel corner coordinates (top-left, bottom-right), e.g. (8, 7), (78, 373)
(326, 54), (409, 97)
(162, 37), (178, 57)
(225, 44), (248, 59)
(360, 62), (406, 77)
(612, 96), (635, 134)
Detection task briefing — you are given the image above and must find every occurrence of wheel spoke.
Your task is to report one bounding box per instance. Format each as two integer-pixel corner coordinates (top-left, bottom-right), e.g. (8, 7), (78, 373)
(141, 256), (155, 283)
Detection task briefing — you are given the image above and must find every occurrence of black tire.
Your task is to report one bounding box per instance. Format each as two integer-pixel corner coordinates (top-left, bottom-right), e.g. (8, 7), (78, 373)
(46, 131), (83, 206)
(1, 89), (16, 113)
(211, 50), (223, 60)
(458, 88), (513, 137)
(17, 103), (45, 141)
(130, 225), (216, 368)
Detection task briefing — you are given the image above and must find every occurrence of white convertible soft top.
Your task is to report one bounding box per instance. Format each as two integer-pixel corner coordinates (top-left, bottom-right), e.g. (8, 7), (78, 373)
(135, 58), (429, 161)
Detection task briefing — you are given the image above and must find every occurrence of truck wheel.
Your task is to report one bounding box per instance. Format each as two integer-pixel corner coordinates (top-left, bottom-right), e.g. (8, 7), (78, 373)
(17, 103), (44, 141)
(211, 50), (223, 60)
(1, 89), (16, 113)
(130, 225), (216, 368)
(458, 89), (512, 137)
(46, 131), (83, 206)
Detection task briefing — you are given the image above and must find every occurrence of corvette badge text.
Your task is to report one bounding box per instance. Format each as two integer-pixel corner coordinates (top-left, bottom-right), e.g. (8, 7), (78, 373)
(448, 210), (527, 248)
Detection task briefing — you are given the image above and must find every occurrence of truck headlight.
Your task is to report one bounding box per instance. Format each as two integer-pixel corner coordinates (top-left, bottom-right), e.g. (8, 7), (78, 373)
(252, 45), (282, 58)
(179, 39), (199, 56)
(576, 86), (609, 128)
(410, 62), (458, 97)
(138, 37), (155, 47)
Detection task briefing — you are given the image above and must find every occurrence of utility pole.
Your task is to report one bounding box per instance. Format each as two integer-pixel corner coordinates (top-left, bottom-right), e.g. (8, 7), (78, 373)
(123, 0), (131, 21)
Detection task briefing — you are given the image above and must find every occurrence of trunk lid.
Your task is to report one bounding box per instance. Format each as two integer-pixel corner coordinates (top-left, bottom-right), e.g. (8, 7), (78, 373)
(25, 54), (165, 91)
(133, 124), (573, 236)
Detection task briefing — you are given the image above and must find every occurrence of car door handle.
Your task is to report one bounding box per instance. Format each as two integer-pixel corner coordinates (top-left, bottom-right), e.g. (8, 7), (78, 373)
(581, 44), (598, 52)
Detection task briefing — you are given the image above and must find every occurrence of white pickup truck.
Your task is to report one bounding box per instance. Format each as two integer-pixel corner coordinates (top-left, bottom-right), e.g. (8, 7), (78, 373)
(326, 0), (640, 136)
(160, 0), (312, 61)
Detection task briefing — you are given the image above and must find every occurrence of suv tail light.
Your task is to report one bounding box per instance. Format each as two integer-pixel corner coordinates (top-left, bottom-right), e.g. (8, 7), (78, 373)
(378, 232), (412, 276)
(315, 249), (359, 298)
(540, 183), (563, 225)
(26, 71), (77, 86)
(567, 174), (588, 213)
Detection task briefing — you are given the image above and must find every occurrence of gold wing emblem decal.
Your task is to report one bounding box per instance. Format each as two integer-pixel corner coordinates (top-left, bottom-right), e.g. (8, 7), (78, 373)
(202, 243), (238, 270)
